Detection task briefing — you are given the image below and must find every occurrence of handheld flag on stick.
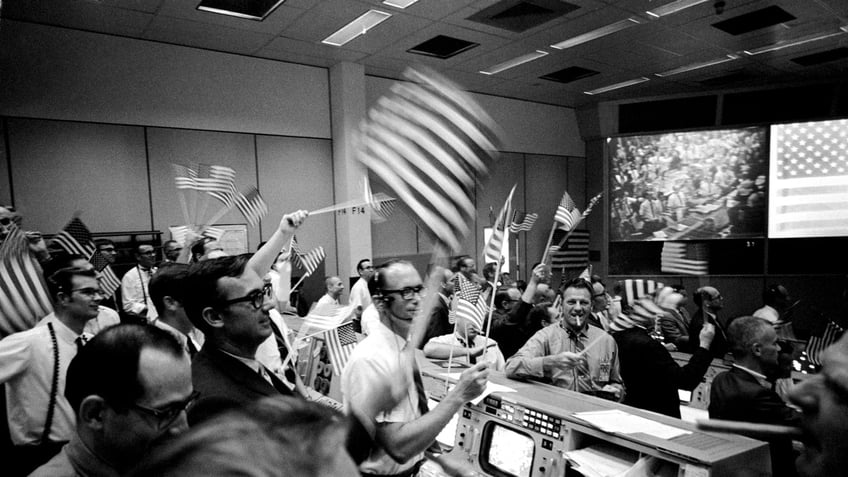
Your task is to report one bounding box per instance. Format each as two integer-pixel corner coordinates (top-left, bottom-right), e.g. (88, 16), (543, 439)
(356, 66), (501, 252)
(555, 191), (581, 232)
(0, 225), (53, 337)
(483, 185), (516, 264)
(51, 217), (121, 299)
(449, 273), (487, 330)
(509, 210), (538, 233)
(233, 186), (268, 227)
(324, 321), (358, 376)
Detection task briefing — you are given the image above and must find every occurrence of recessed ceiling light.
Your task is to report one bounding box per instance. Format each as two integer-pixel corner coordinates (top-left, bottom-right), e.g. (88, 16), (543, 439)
(646, 0), (710, 19)
(551, 18), (640, 50)
(322, 10), (392, 47)
(655, 54), (740, 77)
(480, 50), (549, 75)
(197, 0), (287, 21)
(743, 29), (848, 55)
(383, 0), (418, 8)
(584, 77), (650, 95)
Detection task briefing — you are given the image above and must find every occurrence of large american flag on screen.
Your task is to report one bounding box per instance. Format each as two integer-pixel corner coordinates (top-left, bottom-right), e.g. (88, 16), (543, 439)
(769, 119), (848, 238)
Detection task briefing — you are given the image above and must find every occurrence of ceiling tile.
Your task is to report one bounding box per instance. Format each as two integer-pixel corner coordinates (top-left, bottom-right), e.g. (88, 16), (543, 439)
(156, 0), (305, 34)
(2, 0), (155, 37)
(143, 15), (277, 55)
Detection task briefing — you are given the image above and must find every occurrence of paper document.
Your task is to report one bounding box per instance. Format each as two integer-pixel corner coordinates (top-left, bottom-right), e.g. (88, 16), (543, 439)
(436, 373), (516, 405)
(565, 444), (635, 477)
(574, 409), (691, 440)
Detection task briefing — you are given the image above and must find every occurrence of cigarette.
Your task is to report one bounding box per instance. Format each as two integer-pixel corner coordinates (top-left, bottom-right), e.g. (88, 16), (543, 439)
(695, 419), (803, 440)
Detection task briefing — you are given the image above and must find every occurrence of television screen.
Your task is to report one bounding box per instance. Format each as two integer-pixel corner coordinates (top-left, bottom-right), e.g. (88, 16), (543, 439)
(609, 127), (767, 241)
(481, 423), (534, 477)
(768, 118), (848, 238)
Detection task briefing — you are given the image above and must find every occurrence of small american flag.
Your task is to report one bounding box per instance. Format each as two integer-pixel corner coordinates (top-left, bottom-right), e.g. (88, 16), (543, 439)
(660, 242), (709, 276)
(0, 225), (53, 337)
(509, 210), (537, 233)
(769, 119), (848, 238)
(52, 217), (96, 258)
(550, 230), (589, 270)
(90, 250), (121, 298)
(483, 186), (515, 264)
(370, 192), (398, 221)
(324, 322), (358, 376)
(622, 279), (664, 309)
(173, 163), (198, 190)
(196, 164), (237, 208)
(294, 246), (325, 277)
(449, 273), (487, 329)
(300, 303), (354, 336)
(356, 66), (500, 252)
(554, 191), (581, 232)
(234, 186), (268, 227)
(806, 320), (844, 366)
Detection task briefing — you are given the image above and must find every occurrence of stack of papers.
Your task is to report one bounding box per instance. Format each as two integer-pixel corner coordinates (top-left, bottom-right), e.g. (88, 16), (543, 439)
(573, 410), (691, 440)
(565, 444), (635, 477)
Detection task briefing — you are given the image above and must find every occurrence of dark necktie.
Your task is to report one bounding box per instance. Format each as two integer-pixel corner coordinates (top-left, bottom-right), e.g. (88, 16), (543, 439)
(75, 335), (87, 354)
(567, 329), (589, 390)
(263, 365), (294, 396)
(186, 337), (198, 359)
(268, 319), (299, 385)
(462, 337), (477, 364)
(411, 361), (430, 417)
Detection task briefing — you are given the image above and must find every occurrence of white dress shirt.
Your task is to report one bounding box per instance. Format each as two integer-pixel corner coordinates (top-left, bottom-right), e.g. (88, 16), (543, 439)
(120, 265), (157, 320)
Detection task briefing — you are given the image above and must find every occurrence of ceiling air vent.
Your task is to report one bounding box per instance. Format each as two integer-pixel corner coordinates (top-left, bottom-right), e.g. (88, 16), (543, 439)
(408, 35), (479, 59)
(540, 66), (599, 84)
(467, 0), (580, 33)
(712, 6), (795, 36)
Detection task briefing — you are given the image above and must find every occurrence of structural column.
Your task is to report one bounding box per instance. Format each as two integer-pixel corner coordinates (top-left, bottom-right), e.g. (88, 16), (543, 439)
(329, 62), (371, 298)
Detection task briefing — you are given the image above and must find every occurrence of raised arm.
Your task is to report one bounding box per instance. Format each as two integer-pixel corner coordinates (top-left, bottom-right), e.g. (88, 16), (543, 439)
(247, 210), (308, 277)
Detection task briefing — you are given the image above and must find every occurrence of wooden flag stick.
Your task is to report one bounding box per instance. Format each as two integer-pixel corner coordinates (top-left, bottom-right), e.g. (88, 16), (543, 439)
(291, 273), (310, 291)
(695, 419), (803, 440)
(540, 222), (558, 264)
(201, 204), (232, 231)
(176, 189), (191, 227)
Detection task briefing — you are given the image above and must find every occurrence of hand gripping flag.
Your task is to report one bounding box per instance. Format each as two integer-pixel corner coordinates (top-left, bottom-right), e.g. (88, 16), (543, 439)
(356, 66), (501, 252)
(0, 225), (53, 337)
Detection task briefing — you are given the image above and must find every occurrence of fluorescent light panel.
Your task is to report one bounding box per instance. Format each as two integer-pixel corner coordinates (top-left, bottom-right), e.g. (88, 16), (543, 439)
(584, 77), (650, 95)
(480, 50), (549, 75)
(197, 0), (287, 20)
(655, 54), (740, 77)
(646, 0), (710, 19)
(383, 0), (418, 8)
(322, 10), (392, 47)
(551, 17), (640, 50)
(744, 29), (847, 55)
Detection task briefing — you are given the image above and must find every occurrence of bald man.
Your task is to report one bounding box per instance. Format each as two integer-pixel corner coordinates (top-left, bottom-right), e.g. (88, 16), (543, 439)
(316, 276), (344, 307)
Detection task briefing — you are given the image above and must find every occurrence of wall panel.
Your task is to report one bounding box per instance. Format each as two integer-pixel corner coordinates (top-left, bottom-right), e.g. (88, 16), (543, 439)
(255, 135), (336, 274)
(7, 118), (149, 234)
(524, 154), (571, 274)
(476, 152), (525, 273)
(0, 120), (10, 206)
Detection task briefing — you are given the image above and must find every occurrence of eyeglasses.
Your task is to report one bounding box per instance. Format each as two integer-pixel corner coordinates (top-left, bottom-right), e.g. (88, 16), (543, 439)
(71, 288), (104, 298)
(220, 283), (273, 310)
(0, 217), (11, 226)
(139, 250), (156, 256)
(99, 247), (116, 253)
(381, 285), (424, 300)
(129, 390), (200, 430)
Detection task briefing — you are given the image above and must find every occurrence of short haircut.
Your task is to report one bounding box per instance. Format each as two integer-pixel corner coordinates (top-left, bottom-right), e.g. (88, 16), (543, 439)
(494, 288), (515, 309)
(453, 255), (471, 272)
(590, 274), (605, 286)
(65, 324), (184, 413)
(728, 316), (771, 359)
(46, 267), (97, 299)
(130, 397), (353, 477)
(482, 262), (497, 281)
(369, 259), (409, 299)
(356, 258), (371, 273)
(43, 252), (88, 278)
(560, 277), (594, 297)
(163, 239), (178, 248)
(183, 255), (251, 333)
(325, 276), (340, 289)
(763, 284), (788, 306)
(94, 238), (115, 249)
(190, 237), (214, 262)
(149, 263), (190, 315)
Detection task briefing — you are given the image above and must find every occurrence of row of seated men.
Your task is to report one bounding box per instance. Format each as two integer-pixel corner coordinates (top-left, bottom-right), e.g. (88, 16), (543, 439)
(0, 205), (844, 477)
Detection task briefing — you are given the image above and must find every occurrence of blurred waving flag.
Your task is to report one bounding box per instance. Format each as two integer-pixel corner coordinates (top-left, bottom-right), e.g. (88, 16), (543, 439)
(324, 321), (358, 376)
(356, 66), (501, 252)
(290, 238), (325, 277)
(234, 186), (268, 227)
(769, 118), (848, 238)
(90, 250), (121, 298)
(196, 164), (237, 208)
(660, 242), (708, 275)
(483, 185), (516, 264)
(554, 191), (581, 232)
(0, 225), (53, 337)
(509, 210), (537, 233)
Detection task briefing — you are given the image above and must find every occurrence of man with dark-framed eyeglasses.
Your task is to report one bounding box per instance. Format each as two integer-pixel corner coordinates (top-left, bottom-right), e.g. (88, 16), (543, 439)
(182, 211), (308, 421)
(342, 260), (489, 477)
(31, 324), (194, 477)
(0, 267), (101, 476)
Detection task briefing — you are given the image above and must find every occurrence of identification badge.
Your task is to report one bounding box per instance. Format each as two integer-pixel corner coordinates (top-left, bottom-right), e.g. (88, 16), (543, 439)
(598, 360), (611, 383)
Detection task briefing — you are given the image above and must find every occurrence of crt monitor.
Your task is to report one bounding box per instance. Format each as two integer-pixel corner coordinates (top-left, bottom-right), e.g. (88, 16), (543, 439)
(479, 422), (535, 477)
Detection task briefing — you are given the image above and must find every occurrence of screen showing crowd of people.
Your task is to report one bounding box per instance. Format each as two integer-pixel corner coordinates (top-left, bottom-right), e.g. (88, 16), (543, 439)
(1, 203), (847, 477)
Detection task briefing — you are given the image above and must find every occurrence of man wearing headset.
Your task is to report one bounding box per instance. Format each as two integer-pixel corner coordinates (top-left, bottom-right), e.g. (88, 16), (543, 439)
(341, 260), (488, 477)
